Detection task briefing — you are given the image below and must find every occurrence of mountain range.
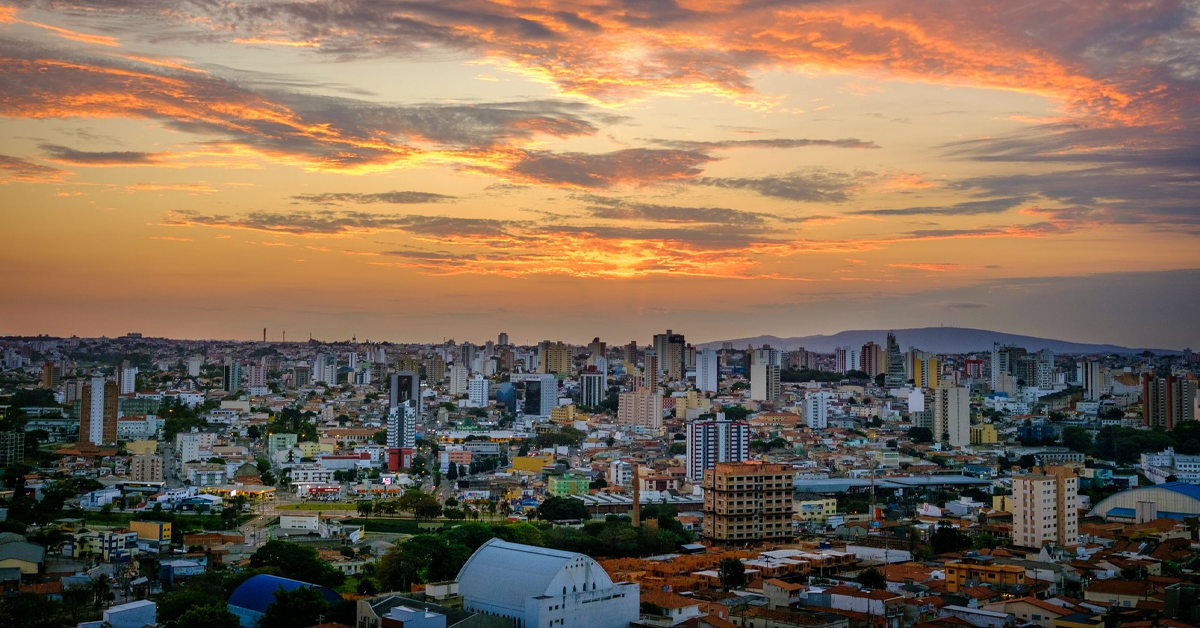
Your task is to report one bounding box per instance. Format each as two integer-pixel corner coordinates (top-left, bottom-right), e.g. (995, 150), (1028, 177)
(696, 327), (1183, 355)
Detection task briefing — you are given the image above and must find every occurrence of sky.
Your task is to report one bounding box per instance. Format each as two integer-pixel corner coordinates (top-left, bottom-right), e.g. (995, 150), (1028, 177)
(0, 1), (1198, 349)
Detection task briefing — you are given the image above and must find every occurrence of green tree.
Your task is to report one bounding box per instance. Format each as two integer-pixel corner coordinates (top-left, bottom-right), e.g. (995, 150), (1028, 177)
(169, 604), (240, 628)
(258, 585), (336, 628)
(907, 427), (933, 443)
(249, 540), (345, 587)
(856, 567), (887, 589)
(1061, 427), (1093, 454)
(718, 558), (746, 589)
(722, 405), (751, 421)
(536, 496), (591, 522)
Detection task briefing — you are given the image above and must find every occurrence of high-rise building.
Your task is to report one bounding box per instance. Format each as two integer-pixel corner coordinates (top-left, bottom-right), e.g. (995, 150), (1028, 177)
(223, 357), (243, 392)
(750, 363), (780, 402)
(80, 376), (117, 446)
(642, 350), (660, 390)
(702, 462), (793, 545)
(131, 454), (164, 482)
(117, 360), (138, 395)
(0, 432), (24, 466)
(292, 363), (312, 388)
(186, 355), (203, 378)
(1013, 466), (1078, 549)
(696, 348), (719, 393)
(468, 375), (489, 407)
(803, 391), (832, 429)
(580, 369), (606, 408)
(652, 330), (686, 380)
(912, 355), (940, 389)
(522, 374), (558, 419)
(387, 403), (416, 450)
(588, 337), (606, 359)
(498, 332), (509, 346)
(860, 342), (884, 377)
(617, 390), (663, 433)
(885, 333), (905, 388)
(538, 341), (573, 375)
(834, 346), (859, 374)
(41, 360), (63, 389)
(448, 365), (469, 395)
(425, 354), (447, 384)
(933, 381), (970, 447)
(390, 371), (419, 412)
(686, 417), (749, 480)
(247, 360), (268, 389)
(1083, 360), (1105, 401)
(964, 358), (985, 380)
(991, 343), (1028, 391)
(623, 341), (638, 364)
(1143, 373), (1196, 429)
(313, 353), (338, 385)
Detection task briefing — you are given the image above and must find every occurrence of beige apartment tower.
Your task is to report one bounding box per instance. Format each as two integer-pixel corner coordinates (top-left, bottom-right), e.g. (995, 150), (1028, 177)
(702, 462), (793, 545)
(1013, 466), (1078, 549)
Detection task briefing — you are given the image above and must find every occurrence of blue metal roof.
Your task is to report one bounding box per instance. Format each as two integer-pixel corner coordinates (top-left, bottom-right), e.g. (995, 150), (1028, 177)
(1159, 482), (1200, 499)
(227, 574), (342, 613)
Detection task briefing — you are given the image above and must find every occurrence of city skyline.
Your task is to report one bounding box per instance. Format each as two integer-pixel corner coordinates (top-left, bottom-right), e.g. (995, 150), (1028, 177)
(1, 2), (1198, 347)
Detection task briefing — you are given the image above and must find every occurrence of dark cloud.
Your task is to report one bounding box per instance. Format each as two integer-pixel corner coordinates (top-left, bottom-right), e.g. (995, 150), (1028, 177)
(0, 154), (70, 182)
(648, 138), (880, 151)
(695, 170), (864, 202)
(577, 195), (769, 226)
(291, 191), (457, 205)
(942, 302), (987, 310)
(850, 197), (1029, 217)
(498, 148), (714, 188)
(39, 143), (166, 165)
(165, 209), (517, 238)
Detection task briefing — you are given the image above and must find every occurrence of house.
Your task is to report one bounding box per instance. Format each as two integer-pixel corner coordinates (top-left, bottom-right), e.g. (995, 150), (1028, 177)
(0, 533), (46, 575)
(1083, 579), (1163, 608)
(640, 589), (704, 626)
(982, 597), (1069, 628)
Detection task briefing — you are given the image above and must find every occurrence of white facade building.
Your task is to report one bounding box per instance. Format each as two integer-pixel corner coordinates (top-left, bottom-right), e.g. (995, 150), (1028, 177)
(804, 392), (832, 429)
(467, 375), (489, 408)
(685, 417), (749, 481)
(696, 349), (719, 393)
(457, 539), (639, 628)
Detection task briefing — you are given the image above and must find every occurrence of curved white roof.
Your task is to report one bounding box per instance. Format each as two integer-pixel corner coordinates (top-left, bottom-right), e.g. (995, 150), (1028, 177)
(456, 538), (615, 610)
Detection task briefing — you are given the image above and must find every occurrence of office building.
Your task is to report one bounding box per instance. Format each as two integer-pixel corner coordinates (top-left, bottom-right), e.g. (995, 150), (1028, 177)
(804, 391), (832, 429)
(80, 376), (118, 446)
(1143, 373), (1196, 429)
(538, 341), (573, 375)
(131, 454), (164, 482)
(884, 332), (905, 388)
(1013, 466), (1078, 549)
(860, 342), (884, 377)
(750, 363), (780, 402)
(468, 375), (489, 407)
(652, 330), (686, 380)
(701, 462), (793, 545)
(448, 365), (469, 395)
(685, 417), (749, 480)
(456, 539), (639, 628)
(933, 381), (970, 447)
(834, 346), (859, 374)
(617, 390), (662, 433)
(580, 369), (606, 408)
(522, 374), (558, 419)
(696, 348), (719, 393)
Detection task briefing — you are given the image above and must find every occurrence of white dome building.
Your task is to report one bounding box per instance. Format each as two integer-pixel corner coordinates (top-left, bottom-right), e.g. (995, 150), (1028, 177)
(456, 538), (639, 628)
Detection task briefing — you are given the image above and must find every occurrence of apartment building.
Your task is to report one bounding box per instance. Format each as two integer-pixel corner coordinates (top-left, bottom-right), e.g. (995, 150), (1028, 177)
(1013, 466), (1079, 549)
(702, 462), (793, 545)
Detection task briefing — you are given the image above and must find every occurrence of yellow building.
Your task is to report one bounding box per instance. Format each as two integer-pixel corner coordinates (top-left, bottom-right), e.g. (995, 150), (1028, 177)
(550, 405), (578, 424)
(125, 440), (158, 455)
(130, 520), (171, 542)
(539, 342), (573, 375)
(674, 391), (712, 417)
(511, 454), (555, 474)
(298, 441), (322, 457)
(913, 357), (940, 389)
(971, 423), (998, 445)
(993, 495), (1015, 513)
(794, 497), (837, 523)
(944, 556), (1026, 593)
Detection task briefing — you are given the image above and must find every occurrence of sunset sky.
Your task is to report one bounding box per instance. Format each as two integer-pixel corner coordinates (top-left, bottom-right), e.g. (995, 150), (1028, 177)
(1, 1), (1198, 348)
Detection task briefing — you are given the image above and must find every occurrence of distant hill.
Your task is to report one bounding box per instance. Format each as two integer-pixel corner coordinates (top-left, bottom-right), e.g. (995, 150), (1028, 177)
(697, 326), (1181, 355)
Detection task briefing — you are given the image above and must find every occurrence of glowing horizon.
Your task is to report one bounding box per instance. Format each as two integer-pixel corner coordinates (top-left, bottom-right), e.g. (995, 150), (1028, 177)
(1, 1), (1198, 348)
